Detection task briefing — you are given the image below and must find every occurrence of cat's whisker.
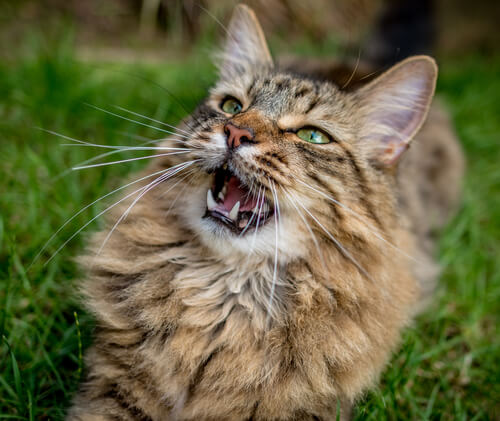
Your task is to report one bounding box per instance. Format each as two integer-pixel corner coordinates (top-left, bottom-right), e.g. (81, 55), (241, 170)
(114, 130), (192, 147)
(249, 186), (266, 254)
(38, 126), (191, 175)
(266, 179), (281, 327)
(113, 105), (193, 136)
(163, 172), (196, 218)
(43, 160), (198, 266)
(293, 197), (375, 283)
(96, 160), (197, 255)
(159, 167), (197, 199)
(58, 135), (188, 178)
(31, 164), (190, 269)
(85, 103), (191, 139)
(282, 189), (328, 273)
(72, 151), (191, 170)
(38, 127), (187, 151)
(239, 186), (263, 237)
(61, 142), (190, 152)
(297, 179), (419, 263)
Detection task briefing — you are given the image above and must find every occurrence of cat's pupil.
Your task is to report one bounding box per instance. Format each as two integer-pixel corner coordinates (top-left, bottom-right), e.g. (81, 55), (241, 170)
(222, 97), (242, 114)
(297, 127), (331, 144)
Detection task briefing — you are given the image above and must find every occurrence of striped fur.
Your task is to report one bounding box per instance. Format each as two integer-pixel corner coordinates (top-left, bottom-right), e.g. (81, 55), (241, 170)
(67, 5), (464, 421)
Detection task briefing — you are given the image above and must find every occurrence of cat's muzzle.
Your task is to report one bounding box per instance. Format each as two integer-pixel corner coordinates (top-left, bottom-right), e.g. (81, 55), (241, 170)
(204, 164), (273, 234)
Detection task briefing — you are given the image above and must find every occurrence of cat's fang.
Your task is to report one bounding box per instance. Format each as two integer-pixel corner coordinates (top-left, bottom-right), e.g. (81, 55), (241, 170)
(229, 201), (240, 221)
(207, 189), (217, 210)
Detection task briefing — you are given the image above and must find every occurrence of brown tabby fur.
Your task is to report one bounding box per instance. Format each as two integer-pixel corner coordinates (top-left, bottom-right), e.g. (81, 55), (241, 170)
(67, 5), (464, 421)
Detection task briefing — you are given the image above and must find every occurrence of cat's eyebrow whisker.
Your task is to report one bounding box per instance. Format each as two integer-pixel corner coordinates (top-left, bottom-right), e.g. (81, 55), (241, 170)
(266, 179), (281, 328)
(41, 160), (199, 266)
(96, 161), (196, 255)
(113, 105), (193, 136)
(293, 197), (375, 283)
(72, 151), (191, 170)
(198, 4), (237, 45)
(341, 48), (362, 90)
(297, 179), (419, 263)
(85, 103), (191, 139)
(282, 189), (327, 273)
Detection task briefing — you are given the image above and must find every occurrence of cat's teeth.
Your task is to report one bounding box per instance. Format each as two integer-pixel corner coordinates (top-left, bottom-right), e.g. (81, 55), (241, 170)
(221, 184), (228, 197)
(239, 218), (248, 228)
(207, 189), (217, 210)
(218, 191), (225, 201)
(229, 201), (240, 221)
(261, 202), (270, 214)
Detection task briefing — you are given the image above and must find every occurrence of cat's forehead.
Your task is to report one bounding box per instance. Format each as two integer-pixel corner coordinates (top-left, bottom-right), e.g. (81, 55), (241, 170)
(211, 70), (347, 119)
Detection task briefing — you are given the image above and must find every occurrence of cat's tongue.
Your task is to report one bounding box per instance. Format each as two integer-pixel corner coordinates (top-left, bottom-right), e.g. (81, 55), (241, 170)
(223, 176), (258, 212)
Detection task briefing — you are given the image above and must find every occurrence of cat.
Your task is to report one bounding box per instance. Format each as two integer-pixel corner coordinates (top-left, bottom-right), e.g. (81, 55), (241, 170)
(67, 5), (464, 420)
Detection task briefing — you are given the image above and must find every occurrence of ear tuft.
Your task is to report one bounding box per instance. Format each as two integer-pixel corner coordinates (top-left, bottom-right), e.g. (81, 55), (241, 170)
(356, 56), (438, 166)
(218, 5), (272, 79)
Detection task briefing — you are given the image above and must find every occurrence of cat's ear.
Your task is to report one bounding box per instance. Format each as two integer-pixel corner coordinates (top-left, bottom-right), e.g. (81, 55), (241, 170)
(218, 5), (272, 79)
(356, 56), (437, 166)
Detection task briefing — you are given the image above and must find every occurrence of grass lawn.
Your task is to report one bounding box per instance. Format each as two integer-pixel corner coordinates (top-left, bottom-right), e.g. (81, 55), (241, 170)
(0, 37), (499, 420)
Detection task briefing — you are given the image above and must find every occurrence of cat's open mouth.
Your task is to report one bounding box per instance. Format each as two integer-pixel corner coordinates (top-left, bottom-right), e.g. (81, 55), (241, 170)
(204, 164), (273, 234)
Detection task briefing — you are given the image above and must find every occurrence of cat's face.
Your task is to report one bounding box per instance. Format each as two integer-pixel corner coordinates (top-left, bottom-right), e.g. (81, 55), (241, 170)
(163, 5), (437, 262)
(179, 70), (358, 260)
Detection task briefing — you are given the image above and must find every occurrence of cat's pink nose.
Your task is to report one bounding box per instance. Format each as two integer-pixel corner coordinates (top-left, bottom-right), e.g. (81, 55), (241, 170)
(224, 123), (254, 149)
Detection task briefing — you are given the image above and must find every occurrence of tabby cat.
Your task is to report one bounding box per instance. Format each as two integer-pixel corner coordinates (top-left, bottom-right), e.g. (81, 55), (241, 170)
(67, 5), (464, 420)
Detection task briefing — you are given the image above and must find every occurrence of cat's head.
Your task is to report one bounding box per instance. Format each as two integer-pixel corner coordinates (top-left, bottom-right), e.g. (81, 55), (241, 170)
(166, 5), (437, 263)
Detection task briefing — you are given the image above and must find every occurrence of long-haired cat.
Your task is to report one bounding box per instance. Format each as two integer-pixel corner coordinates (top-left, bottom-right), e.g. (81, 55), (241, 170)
(67, 5), (464, 420)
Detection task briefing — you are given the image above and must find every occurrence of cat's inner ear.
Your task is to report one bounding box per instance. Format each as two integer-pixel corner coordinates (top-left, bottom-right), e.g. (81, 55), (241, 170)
(218, 5), (272, 79)
(356, 56), (438, 167)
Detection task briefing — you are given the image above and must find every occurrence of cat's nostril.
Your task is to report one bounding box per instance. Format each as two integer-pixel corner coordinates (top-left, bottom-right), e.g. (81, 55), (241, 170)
(224, 123), (254, 150)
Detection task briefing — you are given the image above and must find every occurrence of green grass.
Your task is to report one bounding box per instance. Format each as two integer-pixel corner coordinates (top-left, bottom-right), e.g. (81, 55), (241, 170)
(0, 38), (499, 419)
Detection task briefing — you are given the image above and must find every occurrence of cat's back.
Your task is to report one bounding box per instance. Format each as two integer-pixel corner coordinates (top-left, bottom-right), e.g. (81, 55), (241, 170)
(398, 98), (465, 237)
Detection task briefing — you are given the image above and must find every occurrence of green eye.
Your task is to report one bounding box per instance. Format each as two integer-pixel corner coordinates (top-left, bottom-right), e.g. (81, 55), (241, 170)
(221, 97), (243, 114)
(296, 127), (331, 144)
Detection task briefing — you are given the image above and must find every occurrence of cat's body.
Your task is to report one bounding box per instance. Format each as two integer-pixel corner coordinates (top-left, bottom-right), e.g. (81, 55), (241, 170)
(67, 6), (464, 421)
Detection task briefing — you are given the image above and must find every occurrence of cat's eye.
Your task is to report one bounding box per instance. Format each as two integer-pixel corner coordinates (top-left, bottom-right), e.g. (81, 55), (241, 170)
(296, 127), (331, 144)
(221, 97), (243, 115)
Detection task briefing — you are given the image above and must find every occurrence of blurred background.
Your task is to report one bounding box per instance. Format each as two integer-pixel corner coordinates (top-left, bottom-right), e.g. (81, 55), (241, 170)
(1, 0), (499, 60)
(0, 1), (499, 420)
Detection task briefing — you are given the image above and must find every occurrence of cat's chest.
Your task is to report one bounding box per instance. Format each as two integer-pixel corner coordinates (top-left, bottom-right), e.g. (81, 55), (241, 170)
(136, 264), (343, 420)
(171, 261), (293, 332)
